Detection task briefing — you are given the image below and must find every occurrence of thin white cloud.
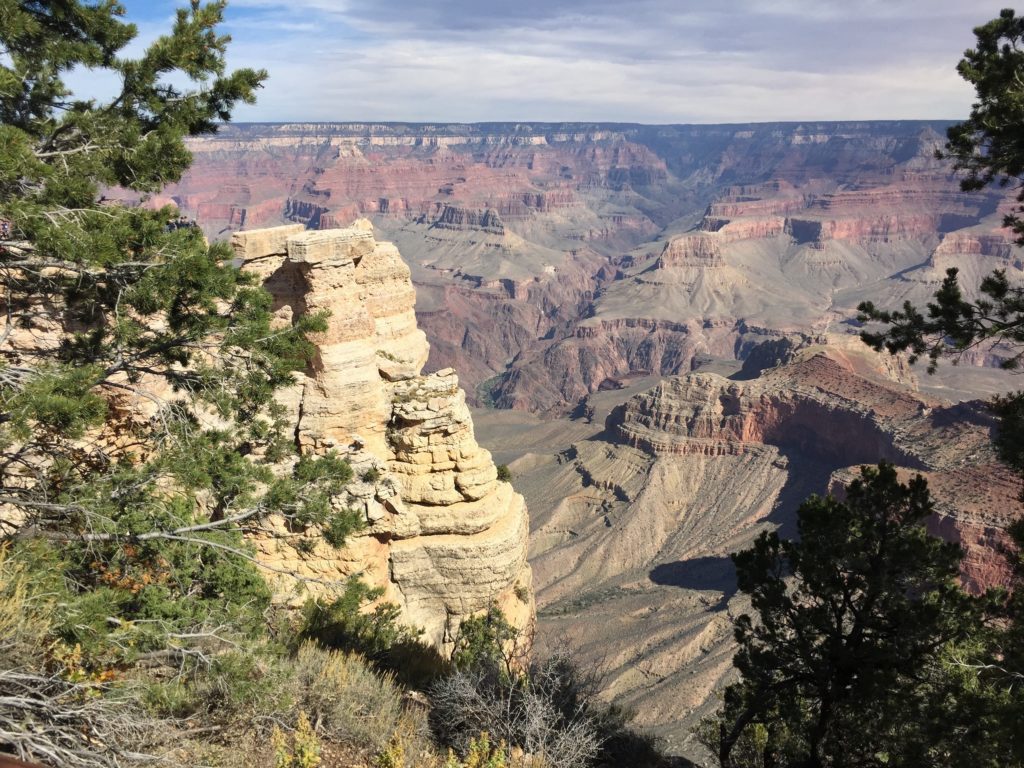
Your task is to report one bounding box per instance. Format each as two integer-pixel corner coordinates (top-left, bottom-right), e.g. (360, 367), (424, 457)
(159, 0), (1013, 121)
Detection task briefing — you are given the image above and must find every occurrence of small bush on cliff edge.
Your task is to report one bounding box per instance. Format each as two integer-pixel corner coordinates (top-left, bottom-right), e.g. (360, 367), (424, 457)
(298, 575), (450, 687)
(432, 607), (665, 768)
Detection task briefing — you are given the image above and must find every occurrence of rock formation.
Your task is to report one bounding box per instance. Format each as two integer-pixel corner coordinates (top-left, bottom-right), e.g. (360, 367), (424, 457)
(608, 344), (1017, 592)
(154, 121), (1023, 416)
(481, 339), (1021, 756)
(231, 222), (533, 650)
(156, 122), (1024, 759)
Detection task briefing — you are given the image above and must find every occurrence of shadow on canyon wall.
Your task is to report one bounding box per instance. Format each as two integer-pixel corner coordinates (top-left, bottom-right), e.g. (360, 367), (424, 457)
(648, 449), (842, 606)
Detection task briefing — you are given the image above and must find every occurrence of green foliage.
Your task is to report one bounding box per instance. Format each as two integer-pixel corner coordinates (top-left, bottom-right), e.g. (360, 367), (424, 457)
(361, 466), (381, 483)
(859, 267), (1024, 373)
(0, 10), (381, 768)
(0, 0), (353, 684)
(450, 603), (519, 676)
(5, 363), (108, 439)
(991, 393), (1024, 486)
(272, 711), (322, 768)
(322, 508), (364, 548)
(495, 464), (512, 483)
(300, 576), (415, 660)
(854, 17), (1024, 764)
(298, 575), (444, 686)
(459, 733), (507, 768)
(944, 519), (1024, 766)
(266, 452), (364, 547)
(0, 543), (167, 767)
(857, 9), (1024, 479)
(943, 9), (1024, 244)
(1, 0), (264, 205)
(711, 463), (983, 768)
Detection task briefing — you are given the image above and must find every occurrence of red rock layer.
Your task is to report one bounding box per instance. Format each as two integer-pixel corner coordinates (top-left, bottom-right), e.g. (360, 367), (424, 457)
(609, 348), (1021, 592)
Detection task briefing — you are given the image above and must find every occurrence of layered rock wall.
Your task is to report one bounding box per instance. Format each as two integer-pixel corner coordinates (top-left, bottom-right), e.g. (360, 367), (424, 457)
(154, 121), (1021, 418)
(232, 223), (533, 649)
(607, 347), (1019, 592)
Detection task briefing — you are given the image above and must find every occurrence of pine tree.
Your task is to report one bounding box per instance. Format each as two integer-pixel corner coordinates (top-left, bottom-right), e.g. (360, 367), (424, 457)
(712, 464), (980, 768)
(0, 0), (359, 668)
(858, 10), (1024, 390)
(855, 12), (1024, 764)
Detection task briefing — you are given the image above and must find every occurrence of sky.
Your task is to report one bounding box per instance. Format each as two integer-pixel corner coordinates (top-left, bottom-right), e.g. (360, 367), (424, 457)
(104, 0), (1012, 124)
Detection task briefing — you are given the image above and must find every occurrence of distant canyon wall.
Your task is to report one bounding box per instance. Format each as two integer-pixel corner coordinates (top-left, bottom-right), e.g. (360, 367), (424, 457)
(150, 121), (1020, 415)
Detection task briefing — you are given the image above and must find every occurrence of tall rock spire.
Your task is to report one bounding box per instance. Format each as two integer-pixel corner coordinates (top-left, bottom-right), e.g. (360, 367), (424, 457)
(233, 222), (534, 649)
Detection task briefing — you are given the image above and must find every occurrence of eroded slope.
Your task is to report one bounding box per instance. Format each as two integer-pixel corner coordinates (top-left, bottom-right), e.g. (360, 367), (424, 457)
(478, 340), (1020, 757)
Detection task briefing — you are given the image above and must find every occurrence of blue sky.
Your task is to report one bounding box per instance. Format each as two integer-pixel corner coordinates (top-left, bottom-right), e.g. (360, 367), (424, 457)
(104, 0), (1011, 123)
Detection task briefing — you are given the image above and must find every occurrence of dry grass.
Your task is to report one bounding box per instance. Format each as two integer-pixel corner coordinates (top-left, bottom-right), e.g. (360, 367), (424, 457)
(286, 642), (426, 755)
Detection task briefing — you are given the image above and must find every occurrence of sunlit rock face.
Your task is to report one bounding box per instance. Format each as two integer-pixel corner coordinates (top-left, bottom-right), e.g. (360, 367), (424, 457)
(161, 122), (1022, 416)
(606, 343), (1019, 594)
(234, 222), (533, 650)
(509, 340), (1018, 753)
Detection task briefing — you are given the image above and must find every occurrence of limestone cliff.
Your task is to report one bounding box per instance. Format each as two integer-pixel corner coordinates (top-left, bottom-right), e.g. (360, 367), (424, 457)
(231, 222), (533, 650)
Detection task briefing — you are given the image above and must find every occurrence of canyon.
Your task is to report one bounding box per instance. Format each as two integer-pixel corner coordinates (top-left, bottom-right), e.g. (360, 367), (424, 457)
(160, 122), (1024, 760)
(478, 337), (1017, 759)
(159, 121), (1020, 413)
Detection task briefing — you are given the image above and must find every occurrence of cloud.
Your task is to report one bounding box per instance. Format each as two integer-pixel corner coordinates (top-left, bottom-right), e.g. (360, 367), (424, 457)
(118, 0), (1010, 122)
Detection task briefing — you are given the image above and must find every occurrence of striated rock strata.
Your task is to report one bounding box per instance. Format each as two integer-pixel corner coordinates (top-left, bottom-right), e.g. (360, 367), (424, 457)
(156, 121), (1022, 416)
(232, 222), (533, 649)
(493, 341), (1021, 756)
(608, 346), (1019, 593)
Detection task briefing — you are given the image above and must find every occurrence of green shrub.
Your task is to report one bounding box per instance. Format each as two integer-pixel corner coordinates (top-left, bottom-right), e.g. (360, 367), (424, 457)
(450, 604), (520, 675)
(299, 576), (447, 686)
(144, 641), (430, 760)
(144, 649), (291, 723)
(495, 465), (512, 482)
(322, 508), (365, 548)
(299, 577), (416, 659)
(272, 711), (322, 768)
(271, 453), (363, 549)
(0, 546), (53, 668)
(290, 642), (408, 753)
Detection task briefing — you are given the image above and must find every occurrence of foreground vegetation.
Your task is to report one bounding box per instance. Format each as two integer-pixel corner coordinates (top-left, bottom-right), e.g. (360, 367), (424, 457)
(705, 465), (1023, 767)
(0, 2), (665, 766)
(2, 1), (1023, 767)
(707, 10), (1024, 766)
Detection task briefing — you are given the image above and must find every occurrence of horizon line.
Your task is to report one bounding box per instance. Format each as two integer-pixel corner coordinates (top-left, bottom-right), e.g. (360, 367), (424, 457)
(219, 118), (961, 127)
